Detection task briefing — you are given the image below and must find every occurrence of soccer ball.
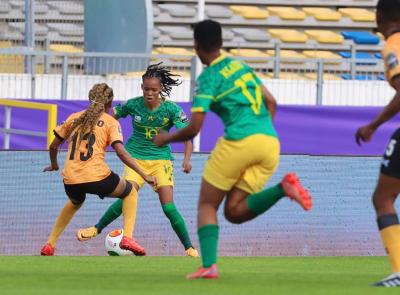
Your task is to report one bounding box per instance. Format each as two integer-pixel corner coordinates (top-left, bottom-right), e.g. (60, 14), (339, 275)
(104, 229), (133, 256)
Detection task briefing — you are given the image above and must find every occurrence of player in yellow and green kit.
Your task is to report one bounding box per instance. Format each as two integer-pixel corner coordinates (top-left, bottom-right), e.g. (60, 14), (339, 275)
(77, 63), (199, 257)
(153, 20), (312, 278)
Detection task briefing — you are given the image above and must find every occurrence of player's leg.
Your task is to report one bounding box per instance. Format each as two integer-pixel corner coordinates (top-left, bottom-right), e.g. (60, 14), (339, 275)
(187, 179), (226, 279)
(77, 164), (145, 241)
(373, 174), (400, 287)
(157, 185), (198, 257)
(41, 187), (85, 256)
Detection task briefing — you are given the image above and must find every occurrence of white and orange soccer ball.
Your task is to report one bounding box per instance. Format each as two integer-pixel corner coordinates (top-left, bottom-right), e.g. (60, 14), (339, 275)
(104, 229), (133, 256)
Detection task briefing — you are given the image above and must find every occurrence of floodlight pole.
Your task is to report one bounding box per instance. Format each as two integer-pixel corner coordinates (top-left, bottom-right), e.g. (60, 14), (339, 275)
(193, 0), (205, 152)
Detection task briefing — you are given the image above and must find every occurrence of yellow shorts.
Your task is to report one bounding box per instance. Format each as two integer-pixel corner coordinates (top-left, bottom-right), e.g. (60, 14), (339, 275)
(203, 134), (280, 194)
(123, 159), (174, 190)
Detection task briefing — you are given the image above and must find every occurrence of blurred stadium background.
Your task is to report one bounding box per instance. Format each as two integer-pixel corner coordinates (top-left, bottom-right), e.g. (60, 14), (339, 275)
(1, 0), (399, 258)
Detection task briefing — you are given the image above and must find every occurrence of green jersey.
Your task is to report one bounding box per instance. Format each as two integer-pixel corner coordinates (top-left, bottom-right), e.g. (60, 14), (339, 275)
(192, 55), (278, 140)
(114, 96), (188, 160)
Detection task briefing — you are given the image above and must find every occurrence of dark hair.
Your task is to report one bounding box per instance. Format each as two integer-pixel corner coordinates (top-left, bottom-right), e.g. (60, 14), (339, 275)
(193, 19), (222, 52)
(377, 0), (400, 22)
(142, 62), (181, 100)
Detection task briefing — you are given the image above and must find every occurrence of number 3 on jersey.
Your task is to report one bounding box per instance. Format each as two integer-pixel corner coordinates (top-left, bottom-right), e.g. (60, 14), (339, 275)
(234, 72), (262, 115)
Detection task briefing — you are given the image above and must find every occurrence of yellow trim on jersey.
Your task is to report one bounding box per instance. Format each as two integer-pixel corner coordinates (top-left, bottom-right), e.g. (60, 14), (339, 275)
(211, 54), (226, 66)
(191, 107), (205, 113)
(216, 85), (240, 100)
(195, 94), (215, 100)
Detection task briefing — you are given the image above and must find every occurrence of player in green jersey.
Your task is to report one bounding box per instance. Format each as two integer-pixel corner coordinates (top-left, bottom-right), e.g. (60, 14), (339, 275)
(77, 63), (199, 257)
(153, 20), (312, 278)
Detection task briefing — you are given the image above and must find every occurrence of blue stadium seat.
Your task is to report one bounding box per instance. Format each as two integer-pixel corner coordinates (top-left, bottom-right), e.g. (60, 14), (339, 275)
(375, 53), (382, 59)
(339, 51), (376, 65)
(341, 31), (380, 45)
(341, 74), (381, 81)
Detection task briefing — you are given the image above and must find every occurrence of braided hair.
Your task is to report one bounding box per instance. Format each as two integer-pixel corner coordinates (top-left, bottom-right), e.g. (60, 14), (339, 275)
(63, 83), (114, 149)
(142, 62), (181, 100)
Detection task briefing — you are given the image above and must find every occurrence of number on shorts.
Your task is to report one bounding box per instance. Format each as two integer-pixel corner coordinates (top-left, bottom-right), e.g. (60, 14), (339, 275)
(385, 139), (397, 157)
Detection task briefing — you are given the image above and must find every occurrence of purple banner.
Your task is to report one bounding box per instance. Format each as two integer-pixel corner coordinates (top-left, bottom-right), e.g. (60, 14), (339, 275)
(0, 100), (399, 156)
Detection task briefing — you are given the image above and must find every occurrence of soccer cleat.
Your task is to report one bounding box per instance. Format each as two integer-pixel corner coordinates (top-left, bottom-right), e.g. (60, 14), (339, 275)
(281, 173), (312, 211)
(76, 226), (98, 241)
(119, 236), (146, 256)
(186, 264), (219, 279)
(373, 273), (400, 287)
(185, 247), (200, 258)
(40, 243), (55, 256)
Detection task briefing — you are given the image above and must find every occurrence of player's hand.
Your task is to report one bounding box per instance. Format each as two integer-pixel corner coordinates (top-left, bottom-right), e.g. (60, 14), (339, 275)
(152, 130), (170, 147)
(43, 164), (59, 172)
(182, 161), (192, 174)
(144, 175), (157, 188)
(355, 124), (376, 146)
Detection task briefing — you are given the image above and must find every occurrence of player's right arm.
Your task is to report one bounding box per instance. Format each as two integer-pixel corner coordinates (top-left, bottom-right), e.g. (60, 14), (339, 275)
(356, 76), (400, 145)
(113, 99), (134, 120)
(112, 142), (157, 187)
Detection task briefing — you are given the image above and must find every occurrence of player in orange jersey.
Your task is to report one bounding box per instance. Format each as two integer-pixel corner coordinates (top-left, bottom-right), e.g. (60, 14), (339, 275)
(40, 83), (156, 256)
(356, 0), (400, 287)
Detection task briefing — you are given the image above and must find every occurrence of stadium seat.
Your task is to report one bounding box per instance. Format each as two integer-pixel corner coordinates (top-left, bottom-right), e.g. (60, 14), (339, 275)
(302, 50), (341, 59)
(339, 51), (377, 65)
(0, 2), (11, 13)
(231, 28), (270, 42)
(339, 8), (375, 22)
(274, 72), (306, 79)
(205, 5), (234, 19)
(158, 26), (192, 40)
(341, 31), (380, 45)
(229, 6), (269, 19)
(49, 44), (83, 53)
(266, 50), (305, 59)
(268, 29), (308, 43)
(375, 53), (382, 59)
(230, 49), (271, 63)
(49, 1), (82, 15)
(301, 7), (342, 21)
(267, 7), (306, 20)
(155, 47), (194, 62)
(304, 30), (344, 44)
(303, 73), (341, 80)
(341, 73), (381, 80)
(158, 4), (196, 18)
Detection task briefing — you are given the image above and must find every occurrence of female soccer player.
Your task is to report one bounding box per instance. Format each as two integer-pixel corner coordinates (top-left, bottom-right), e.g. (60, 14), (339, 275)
(153, 20), (312, 279)
(40, 83), (156, 256)
(356, 0), (400, 287)
(77, 63), (199, 257)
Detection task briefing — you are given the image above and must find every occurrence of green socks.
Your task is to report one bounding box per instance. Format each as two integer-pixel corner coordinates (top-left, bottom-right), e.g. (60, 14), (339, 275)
(198, 224), (219, 268)
(162, 203), (193, 249)
(95, 199), (123, 233)
(246, 184), (285, 215)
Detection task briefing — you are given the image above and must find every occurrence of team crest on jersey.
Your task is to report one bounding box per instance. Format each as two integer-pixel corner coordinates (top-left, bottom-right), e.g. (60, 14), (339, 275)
(163, 117), (170, 124)
(134, 115), (142, 122)
(386, 53), (399, 70)
(148, 115), (154, 121)
(180, 111), (188, 122)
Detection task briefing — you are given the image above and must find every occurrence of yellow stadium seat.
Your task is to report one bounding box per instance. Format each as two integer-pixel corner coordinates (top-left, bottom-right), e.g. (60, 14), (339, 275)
(339, 8), (375, 22)
(0, 41), (13, 48)
(155, 47), (194, 62)
(302, 7), (342, 21)
(49, 44), (83, 53)
(229, 6), (269, 19)
(266, 50), (305, 64)
(230, 49), (271, 63)
(269, 29), (308, 43)
(302, 50), (340, 59)
(274, 72), (306, 80)
(304, 30), (344, 44)
(303, 73), (341, 80)
(267, 7), (306, 20)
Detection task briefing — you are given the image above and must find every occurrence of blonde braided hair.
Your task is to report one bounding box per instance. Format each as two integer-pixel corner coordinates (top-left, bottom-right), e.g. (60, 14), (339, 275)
(63, 83), (114, 147)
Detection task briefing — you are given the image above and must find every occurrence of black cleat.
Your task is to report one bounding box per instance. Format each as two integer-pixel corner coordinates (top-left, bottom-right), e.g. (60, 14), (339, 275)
(373, 273), (400, 287)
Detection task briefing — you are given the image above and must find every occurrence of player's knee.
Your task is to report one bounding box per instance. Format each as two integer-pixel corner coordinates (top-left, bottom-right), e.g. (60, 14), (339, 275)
(224, 211), (245, 224)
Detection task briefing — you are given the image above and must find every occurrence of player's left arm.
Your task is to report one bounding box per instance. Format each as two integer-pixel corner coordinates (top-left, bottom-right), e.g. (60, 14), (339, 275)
(153, 112), (206, 146)
(172, 106), (193, 173)
(182, 140), (193, 173)
(262, 85), (277, 120)
(43, 137), (62, 172)
(356, 75), (400, 145)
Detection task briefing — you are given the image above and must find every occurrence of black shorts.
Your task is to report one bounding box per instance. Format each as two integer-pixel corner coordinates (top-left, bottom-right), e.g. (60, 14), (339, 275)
(64, 171), (120, 205)
(381, 128), (400, 179)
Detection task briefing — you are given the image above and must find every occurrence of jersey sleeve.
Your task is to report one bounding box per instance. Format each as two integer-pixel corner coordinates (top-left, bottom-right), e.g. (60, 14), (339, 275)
(171, 104), (189, 129)
(108, 119), (124, 148)
(191, 72), (218, 113)
(383, 37), (400, 84)
(53, 114), (75, 140)
(114, 99), (134, 119)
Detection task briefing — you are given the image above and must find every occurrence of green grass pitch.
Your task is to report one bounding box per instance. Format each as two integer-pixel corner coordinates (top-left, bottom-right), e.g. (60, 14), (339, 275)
(0, 256), (398, 294)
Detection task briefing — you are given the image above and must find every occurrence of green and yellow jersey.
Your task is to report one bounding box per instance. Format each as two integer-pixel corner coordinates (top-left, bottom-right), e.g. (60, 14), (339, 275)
(192, 55), (277, 140)
(114, 96), (188, 160)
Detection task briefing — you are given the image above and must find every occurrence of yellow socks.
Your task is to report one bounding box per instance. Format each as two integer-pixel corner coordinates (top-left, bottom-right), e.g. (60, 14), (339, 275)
(122, 188), (138, 238)
(47, 201), (80, 247)
(378, 214), (400, 273)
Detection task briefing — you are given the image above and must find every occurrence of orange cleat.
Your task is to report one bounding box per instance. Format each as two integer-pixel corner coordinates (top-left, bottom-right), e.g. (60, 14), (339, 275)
(40, 243), (55, 256)
(186, 264), (219, 279)
(281, 173), (312, 211)
(119, 236), (146, 256)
